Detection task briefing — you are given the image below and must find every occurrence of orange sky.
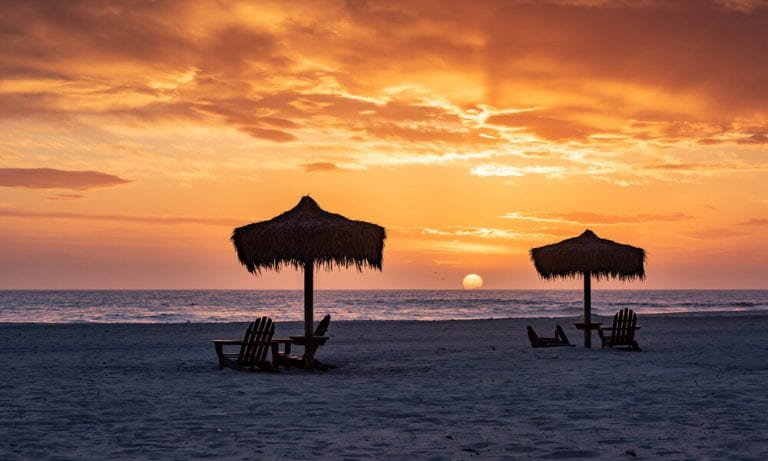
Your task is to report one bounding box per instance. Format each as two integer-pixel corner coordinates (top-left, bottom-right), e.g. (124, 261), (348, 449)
(1, 0), (767, 289)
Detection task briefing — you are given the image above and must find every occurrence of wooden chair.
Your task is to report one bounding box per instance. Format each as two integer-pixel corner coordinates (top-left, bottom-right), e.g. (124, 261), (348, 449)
(527, 325), (574, 348)
(598, 308), (641, 351)
(274, 314), (335, 370)
(212, 316), (278, 371)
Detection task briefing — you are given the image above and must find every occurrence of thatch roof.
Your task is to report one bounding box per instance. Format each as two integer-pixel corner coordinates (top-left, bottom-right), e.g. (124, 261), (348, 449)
(530, 229), (646, 281)
(232, 196), (386, 274)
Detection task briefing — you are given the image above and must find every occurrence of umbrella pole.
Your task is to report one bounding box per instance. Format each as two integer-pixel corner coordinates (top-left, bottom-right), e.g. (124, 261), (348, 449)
(303, 260), (315, 370)
(584, 271), (592, 348)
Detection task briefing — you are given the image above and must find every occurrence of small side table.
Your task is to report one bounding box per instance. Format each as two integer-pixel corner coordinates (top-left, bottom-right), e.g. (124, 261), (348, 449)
(573, 322), (603, 348)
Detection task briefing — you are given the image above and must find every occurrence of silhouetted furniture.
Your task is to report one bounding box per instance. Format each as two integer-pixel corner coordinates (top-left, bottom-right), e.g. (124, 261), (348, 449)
(598, 308), (641, 351)
(274, 314), (335, 370)
(573, 322), (603, 348)
(527, 325), (574, 348)
(212, 317), (278, 371)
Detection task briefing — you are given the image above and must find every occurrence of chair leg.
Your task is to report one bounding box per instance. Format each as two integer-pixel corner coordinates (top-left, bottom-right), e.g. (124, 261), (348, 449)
(270, 343), (280, 369)
(215, 343), (225, 369)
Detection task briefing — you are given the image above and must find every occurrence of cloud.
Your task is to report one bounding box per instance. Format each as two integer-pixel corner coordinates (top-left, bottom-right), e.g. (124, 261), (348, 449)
(644, 163), (727, 171)
(625, 117), (733, 144)
(419, 239), (517, 255)
(194, 95), (301, 141)
(45, 193), (85, 201)
(0, 209), (240, 227)
(0, 1), (196, 65)
(470, 165), (565, 177)
(740, 218), (768, 226)
(363, 122), (498, 145)
(382, 225), (559, 245)
(1, 0), (767, 179)
(716, 0), (767, 12)
(4, 1), (767, 118)
(201, 24), (291, 74)
(643, 162), (768, 174)
(0, 150), (21, 160)
(302, 162), (341, 172)
(503, 211), (694, 225)
(486, 110), (596, 142)
(0, 168), (131, 190)
(736, 133), (768, 144)
(421, 227), (531, 240)
(697, 138), (724, 145)
(481, 1), (768, 115)
(686, 227), (750, 240)
(236, 126), (297, 142)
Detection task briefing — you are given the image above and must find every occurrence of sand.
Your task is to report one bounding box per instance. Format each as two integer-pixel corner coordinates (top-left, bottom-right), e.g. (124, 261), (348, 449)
(1, 315), (767, 460)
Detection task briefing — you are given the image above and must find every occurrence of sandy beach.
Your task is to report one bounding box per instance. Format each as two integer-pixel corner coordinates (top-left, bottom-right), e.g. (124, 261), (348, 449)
(1, 315), (767, 460)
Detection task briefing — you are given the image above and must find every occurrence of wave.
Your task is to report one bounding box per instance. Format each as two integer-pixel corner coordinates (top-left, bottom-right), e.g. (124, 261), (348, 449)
(1, 289), (767, 323)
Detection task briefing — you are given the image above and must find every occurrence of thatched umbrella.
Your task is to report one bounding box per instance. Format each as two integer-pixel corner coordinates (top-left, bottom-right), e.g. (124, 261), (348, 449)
(530, 229), (646, 347)
(232, 196), (386, 369)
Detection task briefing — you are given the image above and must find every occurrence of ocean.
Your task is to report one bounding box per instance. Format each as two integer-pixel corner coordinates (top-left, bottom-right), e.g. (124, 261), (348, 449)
(0, 289), (767, 323)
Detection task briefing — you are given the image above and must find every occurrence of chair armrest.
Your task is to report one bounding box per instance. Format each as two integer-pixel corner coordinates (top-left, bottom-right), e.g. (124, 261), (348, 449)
(213, 339), (242, 358)
(212, 339), (243, 345)
(598, 327), (640, 331)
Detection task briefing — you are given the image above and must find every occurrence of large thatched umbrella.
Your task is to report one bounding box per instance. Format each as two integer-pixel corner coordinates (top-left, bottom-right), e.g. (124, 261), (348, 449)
(232, 196), (385, 369)
(530, 230), (646, 347)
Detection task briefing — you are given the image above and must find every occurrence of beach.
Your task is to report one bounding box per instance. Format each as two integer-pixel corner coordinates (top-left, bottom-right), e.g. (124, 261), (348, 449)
(1, 315), (767, 460)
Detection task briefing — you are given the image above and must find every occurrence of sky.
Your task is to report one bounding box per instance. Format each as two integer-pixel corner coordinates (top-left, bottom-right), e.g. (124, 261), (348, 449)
(1, 0), (767, 290)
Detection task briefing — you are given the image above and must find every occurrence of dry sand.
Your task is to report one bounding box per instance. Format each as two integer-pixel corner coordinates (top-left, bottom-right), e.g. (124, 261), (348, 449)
(1, 315), (767, 460)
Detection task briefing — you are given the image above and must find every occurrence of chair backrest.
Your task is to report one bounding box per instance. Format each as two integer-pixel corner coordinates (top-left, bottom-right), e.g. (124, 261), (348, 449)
(238, 316), (275, 367)
(526, 326), (541, 347)
(611, 308), (637, 345)
(314, 314), (331, 336)
(555, 325), (570, 344)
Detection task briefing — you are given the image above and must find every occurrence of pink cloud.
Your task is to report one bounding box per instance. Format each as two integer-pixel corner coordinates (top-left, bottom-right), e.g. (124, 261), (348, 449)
(0, 168), (131, 191)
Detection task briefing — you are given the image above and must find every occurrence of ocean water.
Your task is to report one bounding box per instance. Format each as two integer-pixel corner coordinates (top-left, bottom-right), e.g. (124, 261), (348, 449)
(0, 290), (767, 324)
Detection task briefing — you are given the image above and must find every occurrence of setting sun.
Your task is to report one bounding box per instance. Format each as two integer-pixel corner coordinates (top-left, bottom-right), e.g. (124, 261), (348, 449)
(462, 274), (484, 290)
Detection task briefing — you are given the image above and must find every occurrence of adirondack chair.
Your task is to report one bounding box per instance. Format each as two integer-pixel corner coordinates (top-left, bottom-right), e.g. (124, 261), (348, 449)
(274, 314), (334, 370)
(527, 325), (574, 348)
(212, 316), (278, 371)
(598, 308), (641, 351)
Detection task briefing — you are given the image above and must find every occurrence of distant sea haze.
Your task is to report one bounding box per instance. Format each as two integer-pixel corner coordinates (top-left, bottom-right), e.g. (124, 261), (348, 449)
(1, 290), (766, 324)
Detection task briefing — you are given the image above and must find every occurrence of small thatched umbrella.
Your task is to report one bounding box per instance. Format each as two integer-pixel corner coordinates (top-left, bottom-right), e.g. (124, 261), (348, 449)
(530, 230), (646, 347)
(232, 196), (386, 369)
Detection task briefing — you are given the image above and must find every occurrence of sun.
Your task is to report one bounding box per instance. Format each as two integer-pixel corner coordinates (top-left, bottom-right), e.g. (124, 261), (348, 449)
(462, 273), (483, 290)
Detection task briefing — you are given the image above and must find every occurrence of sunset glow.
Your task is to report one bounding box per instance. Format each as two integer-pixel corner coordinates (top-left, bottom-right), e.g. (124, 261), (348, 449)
(1, 1), (767, 289)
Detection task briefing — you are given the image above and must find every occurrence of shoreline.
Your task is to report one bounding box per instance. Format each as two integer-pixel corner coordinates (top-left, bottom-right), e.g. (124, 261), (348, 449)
(2, 309), (767, 326)
(2, 290), (766, 324)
